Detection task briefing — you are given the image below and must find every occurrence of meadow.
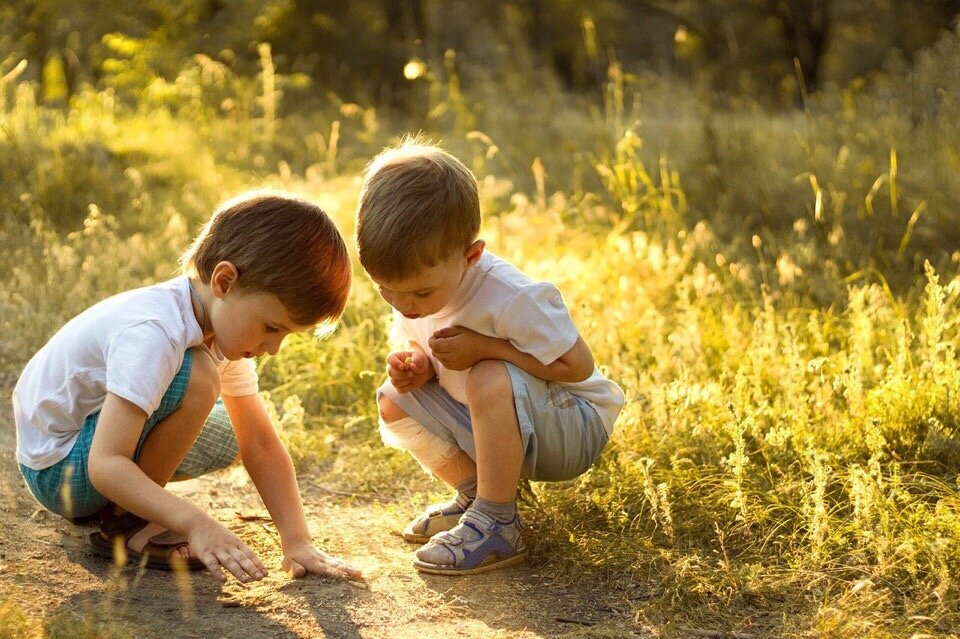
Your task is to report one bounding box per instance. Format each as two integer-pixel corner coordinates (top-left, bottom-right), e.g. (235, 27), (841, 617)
(2, 24), (960, 638)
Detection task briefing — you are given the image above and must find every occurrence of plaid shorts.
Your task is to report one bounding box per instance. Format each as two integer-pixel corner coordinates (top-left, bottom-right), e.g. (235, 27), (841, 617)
(19, 349), (239, 519)
(379, 362), (610, 482)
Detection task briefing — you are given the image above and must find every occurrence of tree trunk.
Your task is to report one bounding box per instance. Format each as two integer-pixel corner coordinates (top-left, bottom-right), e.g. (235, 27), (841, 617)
(777, 0), (831, 92)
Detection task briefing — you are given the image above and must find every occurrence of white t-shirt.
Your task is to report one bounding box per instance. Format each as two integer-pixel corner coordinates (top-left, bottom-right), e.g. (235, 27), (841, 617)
(14, 276), (258, 470)
(391, 252), (624, 435)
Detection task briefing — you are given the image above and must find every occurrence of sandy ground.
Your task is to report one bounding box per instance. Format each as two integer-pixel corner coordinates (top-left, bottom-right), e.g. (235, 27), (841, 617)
(0, 397), (651, 638)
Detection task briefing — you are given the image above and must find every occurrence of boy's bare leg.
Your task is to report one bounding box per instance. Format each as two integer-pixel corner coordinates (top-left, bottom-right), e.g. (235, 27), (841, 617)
(378, 395), (477, 486)
(379, 395), (478, 540)
(413, 360), (526, 571)
(464, 360), (523, 503)
(378, 365), (524, 500)
(120, 348), (220, 557)
(429, 450), (477, 486)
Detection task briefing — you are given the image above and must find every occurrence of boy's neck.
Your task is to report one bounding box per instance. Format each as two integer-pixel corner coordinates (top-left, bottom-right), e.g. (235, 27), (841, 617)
(187, 276), (215, 344)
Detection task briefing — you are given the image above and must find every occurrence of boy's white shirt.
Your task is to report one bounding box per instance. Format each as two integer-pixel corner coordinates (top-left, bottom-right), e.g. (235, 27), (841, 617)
(13, 276), (258, 470)
(391, 252), (624, 435)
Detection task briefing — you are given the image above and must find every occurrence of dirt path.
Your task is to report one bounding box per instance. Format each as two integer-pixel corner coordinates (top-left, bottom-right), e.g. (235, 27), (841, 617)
(0, 397), (649, 638)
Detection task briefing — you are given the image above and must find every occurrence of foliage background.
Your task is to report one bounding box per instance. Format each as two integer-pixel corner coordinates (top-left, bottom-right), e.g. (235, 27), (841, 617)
(3, 1), (960, 636)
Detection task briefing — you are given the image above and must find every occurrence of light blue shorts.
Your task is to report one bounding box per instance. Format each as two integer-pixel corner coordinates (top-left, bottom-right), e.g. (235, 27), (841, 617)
(19, 349), (239, 520)
(379, 362), (610, 482)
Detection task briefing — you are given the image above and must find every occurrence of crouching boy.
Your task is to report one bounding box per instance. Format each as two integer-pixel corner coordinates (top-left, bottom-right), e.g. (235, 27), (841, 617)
(355, 141), (624, 575)
(14, 191), (362, 583)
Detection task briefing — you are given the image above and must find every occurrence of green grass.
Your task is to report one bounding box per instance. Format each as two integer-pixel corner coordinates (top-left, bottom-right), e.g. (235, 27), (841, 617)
(4, 26), (960, 638)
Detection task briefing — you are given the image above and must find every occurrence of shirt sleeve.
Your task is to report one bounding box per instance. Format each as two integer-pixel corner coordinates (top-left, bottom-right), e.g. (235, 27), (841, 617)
(218, 357), (259, 397)
(105, 321), (183, 415)
(495, 282), (579, 365)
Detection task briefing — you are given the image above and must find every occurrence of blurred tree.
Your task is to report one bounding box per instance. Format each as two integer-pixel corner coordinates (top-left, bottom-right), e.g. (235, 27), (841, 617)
(776, 0), (831, 92)
(3, 0), (98, 101)
(2, 0), (959, 108)
(631, 0), (959, 101)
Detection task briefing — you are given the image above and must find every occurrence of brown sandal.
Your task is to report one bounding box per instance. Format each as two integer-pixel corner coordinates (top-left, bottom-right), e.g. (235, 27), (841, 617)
(89, 509), (205, 571)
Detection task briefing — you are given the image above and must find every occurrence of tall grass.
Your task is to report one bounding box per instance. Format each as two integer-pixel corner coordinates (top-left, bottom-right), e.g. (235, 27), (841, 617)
(525, 221), (960, 635)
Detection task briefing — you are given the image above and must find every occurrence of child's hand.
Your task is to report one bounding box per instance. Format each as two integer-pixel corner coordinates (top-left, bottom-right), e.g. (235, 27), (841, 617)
(387, 350), (434, 393)
(187, 516), (268, 584)
(282, 543), (364, 580)
(428, 326), (490, 371)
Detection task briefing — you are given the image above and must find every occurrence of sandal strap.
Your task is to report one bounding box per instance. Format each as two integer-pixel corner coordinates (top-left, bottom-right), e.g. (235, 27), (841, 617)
(98, 507), (190, 548)
(99, 509), (150, 540)
(145, 529), (190, 548)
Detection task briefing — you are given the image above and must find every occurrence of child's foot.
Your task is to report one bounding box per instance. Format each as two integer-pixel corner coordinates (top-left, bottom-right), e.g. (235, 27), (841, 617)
(413, 508), (527, 575)
(402, 492), (473, 543)
(89, 509), (204, 571)
(128, 522), (194, 562)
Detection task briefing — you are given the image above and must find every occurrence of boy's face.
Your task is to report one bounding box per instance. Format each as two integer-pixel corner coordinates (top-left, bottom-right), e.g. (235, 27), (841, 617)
(371, 241), (485, 319)
(206, 264), (312, 360)
(214, 290), (310, 360)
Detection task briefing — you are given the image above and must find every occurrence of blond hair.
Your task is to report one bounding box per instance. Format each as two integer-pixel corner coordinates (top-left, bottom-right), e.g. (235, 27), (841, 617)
(181, 190), (351, 326)
(356, 140), (480, 279)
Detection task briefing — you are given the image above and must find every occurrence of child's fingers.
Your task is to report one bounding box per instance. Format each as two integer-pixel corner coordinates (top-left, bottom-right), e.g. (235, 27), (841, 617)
(409, 353), (429, 373)
(285, 558), (307, 578)
(198, 551), (227, 582)
(327, 556), (364, 579)
(216, 548), (259, 583)
(398, 378), (427, 393)
(231, 547), (267, 580)
(302, 553), (359, 580)
(388, 368), (414, 385)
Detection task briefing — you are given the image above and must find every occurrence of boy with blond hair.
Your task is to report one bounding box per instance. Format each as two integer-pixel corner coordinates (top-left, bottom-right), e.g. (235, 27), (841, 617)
(356, 141), (624, 575)
(14, 191), (362, 583)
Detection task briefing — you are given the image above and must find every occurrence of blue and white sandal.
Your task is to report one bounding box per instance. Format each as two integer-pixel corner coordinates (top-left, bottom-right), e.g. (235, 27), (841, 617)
(413, 508), (527, 575)
(402, 492), (473, 543)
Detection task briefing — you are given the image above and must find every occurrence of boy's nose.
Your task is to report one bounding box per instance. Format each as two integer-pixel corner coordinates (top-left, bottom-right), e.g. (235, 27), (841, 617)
(266, 337), (283, 356)
(389, 294), (410, 312)
(401, 295), (420, 312)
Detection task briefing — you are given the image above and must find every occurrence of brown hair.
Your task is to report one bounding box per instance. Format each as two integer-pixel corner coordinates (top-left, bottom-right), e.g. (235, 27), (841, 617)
(181, 190), (351, 327)
(356, 140), (480, 280)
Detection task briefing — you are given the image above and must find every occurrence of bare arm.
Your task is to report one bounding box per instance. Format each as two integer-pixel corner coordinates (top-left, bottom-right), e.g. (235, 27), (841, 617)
(429, 329), (596, 383)
(223, 393), (362, 579)
(88, 393), (209, 535)
(88, 392), (263, 582)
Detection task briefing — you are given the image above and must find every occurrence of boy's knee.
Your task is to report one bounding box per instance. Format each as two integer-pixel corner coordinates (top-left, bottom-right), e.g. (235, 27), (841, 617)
(378, 394), (409, 423)
(378, 415), (458, 470)
(465, 360), (513, 407)
(184, 347), (220, 408)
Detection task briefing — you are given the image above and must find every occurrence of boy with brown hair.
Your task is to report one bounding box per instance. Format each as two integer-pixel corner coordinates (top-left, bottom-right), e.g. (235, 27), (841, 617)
(14, 190), (362, 583)
(356, 141), (624, 575)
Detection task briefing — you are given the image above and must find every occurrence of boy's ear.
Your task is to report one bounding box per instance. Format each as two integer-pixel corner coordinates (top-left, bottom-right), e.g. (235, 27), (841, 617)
(464, 239), (486, 267)
(210, 261), (239, 297)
